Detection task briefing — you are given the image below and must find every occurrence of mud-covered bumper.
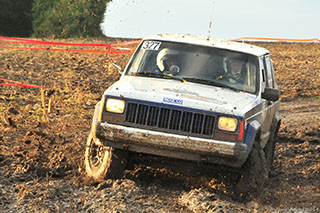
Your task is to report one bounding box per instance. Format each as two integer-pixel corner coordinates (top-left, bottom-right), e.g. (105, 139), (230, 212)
(94, 122), (248, 167)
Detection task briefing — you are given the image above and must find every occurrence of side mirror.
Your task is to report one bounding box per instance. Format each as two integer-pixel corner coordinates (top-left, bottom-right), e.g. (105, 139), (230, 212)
(110, 63), (123, 75)
(262, 88), (280, 101)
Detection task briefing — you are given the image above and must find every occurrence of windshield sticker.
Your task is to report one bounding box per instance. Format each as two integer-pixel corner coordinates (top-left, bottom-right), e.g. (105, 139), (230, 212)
(142, 41), (161, 51)
(163, 97), (183, 105)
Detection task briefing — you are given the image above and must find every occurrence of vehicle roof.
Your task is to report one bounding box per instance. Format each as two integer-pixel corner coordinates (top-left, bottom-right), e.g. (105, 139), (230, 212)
(144, 34), (270, 57)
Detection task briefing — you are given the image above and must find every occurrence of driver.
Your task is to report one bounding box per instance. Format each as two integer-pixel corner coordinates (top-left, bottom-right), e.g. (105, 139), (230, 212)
(219, 58), (244, 83)
(153, 48), (180, 75)
(230, 59), (243, 80)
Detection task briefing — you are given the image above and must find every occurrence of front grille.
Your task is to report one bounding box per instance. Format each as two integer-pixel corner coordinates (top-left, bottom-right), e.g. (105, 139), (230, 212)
(125, 102), (216, 138)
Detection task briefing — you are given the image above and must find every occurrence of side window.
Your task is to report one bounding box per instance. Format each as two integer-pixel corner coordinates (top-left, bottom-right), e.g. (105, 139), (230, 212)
(260, 57), (266, 91)
(270, 58), (277, 88)
(263, 55), (274, 88)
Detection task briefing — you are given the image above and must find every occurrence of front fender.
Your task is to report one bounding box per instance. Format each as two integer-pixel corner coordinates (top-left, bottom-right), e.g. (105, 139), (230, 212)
(243, 120), (260, 158)
(90, 101), (101, 139)
(92, 101), (101, 126)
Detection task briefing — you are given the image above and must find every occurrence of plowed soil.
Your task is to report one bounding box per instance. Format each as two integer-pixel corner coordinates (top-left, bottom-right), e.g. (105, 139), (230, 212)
(0, 39), (319, 212)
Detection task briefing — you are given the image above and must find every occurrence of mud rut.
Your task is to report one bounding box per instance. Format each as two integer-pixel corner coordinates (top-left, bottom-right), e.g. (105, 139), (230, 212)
(0, 41), (319, 212)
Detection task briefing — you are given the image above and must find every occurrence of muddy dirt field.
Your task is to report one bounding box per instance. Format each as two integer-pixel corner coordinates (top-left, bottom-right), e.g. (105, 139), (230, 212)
(0, 39), (319, 212)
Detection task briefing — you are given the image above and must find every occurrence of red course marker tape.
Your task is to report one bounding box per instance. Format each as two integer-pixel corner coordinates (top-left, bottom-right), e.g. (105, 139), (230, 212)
(230, 37), (320, 42)
(0, 46), (133, 55)
(0, 78), (43, 89)
(0, 36), (112, 47)
(0, 78), (47, 120)
(0, 36), (136, 55)
(0, 82), (44, 89)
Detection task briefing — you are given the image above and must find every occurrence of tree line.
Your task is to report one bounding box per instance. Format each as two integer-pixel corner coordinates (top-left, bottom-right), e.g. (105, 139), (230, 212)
(0, 0), (111, 38)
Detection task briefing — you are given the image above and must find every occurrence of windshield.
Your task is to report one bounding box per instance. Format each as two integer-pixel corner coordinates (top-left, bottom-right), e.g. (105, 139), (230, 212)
(125, 40), (260, 94)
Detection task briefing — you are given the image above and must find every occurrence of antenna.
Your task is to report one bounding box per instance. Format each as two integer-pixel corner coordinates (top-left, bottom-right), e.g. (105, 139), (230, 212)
(207, 21), (212, 40)
(207, 1), (215, 40)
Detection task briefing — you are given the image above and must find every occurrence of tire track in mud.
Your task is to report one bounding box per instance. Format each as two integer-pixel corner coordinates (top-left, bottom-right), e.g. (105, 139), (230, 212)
(259, 98), (320, 209)
(279, 97), (320, 144)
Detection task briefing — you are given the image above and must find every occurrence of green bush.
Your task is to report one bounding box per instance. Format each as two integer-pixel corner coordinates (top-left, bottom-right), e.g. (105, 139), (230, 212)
(32, 0), (111, 38)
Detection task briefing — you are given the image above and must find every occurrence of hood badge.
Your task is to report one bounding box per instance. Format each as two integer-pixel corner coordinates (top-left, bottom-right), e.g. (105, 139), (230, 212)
(163, 97), (183, 105)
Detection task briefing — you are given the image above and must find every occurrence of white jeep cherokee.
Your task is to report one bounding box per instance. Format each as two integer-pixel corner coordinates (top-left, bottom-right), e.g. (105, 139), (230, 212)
(85, 34), (281, 197)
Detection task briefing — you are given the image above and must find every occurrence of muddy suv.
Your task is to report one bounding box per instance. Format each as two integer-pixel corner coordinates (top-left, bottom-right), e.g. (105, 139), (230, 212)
(84, 34), (281, 197)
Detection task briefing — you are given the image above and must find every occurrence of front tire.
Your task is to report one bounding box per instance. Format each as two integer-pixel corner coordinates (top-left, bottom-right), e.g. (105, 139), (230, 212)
(234, 142), (268, 199)
(85, 132), (127, 181)
(264, 123), (279, 173)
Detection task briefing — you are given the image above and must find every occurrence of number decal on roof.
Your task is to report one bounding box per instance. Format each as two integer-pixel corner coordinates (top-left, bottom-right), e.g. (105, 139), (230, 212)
(142, 41), (161, 51)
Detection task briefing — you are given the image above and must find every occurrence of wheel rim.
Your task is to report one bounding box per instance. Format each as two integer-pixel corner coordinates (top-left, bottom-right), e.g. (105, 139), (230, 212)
(88, 138), (105, 169)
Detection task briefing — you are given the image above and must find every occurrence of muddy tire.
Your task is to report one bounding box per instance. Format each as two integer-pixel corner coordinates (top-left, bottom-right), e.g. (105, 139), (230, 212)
(85, 133), (127, 181)
(264, 123), (279, 173)
(234, 142), (268, 199)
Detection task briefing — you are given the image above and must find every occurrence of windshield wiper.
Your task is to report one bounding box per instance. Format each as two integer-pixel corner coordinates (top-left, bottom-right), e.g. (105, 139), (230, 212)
(136, 71), (185, 82)
(182, 77), (238, 91)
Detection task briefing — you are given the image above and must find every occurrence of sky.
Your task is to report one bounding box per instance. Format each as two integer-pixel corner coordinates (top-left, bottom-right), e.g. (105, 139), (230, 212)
(101, 0), (320, 40)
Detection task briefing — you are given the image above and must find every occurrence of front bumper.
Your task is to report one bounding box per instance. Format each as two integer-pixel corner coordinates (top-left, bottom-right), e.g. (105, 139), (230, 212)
(94, 121), (248, 167)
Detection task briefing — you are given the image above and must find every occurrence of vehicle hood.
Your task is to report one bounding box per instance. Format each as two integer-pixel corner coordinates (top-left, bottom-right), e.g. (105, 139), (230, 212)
(104, 76), (259, 116)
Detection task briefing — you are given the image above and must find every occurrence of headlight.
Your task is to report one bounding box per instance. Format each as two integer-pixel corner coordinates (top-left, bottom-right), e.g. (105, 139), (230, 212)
(106, 98), (125, 114)
(218, 116), (237, 132)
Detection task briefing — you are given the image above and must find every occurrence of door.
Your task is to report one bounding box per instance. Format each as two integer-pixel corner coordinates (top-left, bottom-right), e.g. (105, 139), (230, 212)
(260, 54), (277, 147)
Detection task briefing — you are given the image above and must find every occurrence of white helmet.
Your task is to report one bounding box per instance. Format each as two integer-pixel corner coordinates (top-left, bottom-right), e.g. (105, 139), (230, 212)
(223, 57), (243, 79)
(156, 48), (179, 72)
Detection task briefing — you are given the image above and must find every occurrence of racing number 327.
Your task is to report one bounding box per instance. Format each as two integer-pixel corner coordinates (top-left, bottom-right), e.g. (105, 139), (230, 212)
(142, 41), (161, 51)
